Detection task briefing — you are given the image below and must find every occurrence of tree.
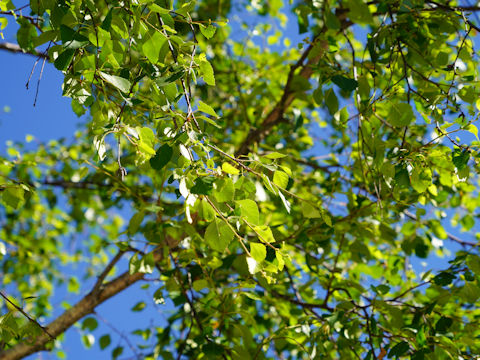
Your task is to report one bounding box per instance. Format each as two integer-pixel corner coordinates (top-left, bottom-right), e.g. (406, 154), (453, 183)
(1, 0), (480, 358)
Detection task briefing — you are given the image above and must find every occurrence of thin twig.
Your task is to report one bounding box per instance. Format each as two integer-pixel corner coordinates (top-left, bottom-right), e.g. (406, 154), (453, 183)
(91, 250), (126, 295)
(0, 291), (55, 340)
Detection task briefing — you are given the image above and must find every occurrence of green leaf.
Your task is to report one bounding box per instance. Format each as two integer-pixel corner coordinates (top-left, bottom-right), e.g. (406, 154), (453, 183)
(129, 253), (141, 274)
(459, 282), (480, 303)
(99, 334), (111, 350)
(466, 124), (479, 140)
(68, 277), (80, 293)
(430, 220), (447, 239)
(452, 149), (469, 170)
(201, 199), (215, 222)
(301, 202), (321, 218)
(190, 177), (215, 195)
(321, 209), (332, 227)
(197, 115), (221, 128)
(325, 88), (338, 114)
(150, 144), (173, 170)
(142, 31), (167, 63)
(435, 317), (453, 333)
(54, 49), (75, 71)
(200, 60), (215, 86)
(325, 11), (341, 30)
(222, 162), (239, 175)
(243, 291), (262, 300)
(263, 152), (286, 159)
(278, 191), (291, 213)
(131, 301), (146, 312)
(193, 279), (209, 291)
(139, 252), (155, 274)
(331, 75), (358, 92)
(128, 212), (144, 236)
(112, 346), (123, 358)
(0, 18), (7, 32)
(346, 0), (374, 24)
(276, 251), (285, 271)
(203, 342), (225, 356)
(99, 72), (131, 93)
(388, 341), (410, 358)
(197, 100), (219, 118)
(273, 171), (289, 189)
(213, 178), (235, 202)
(236, 199), (259, 225)
(250, 243), (266, 263)
(149, 4), (171, 14)
(82, 317), (98, 332)
(376, 284), (390, 295)
(100, 9), (113, 31)
(433, 271), (456, 286)
(2, 187), (25, 209)
(388, 103), (414, 127)
(93, 135), (107, 161)
(16, 19), (37, 51)
(467, 255), (480, 276)
(59, 25), (89, 49)
(204, 219), (234, 252)
(176, 1), (196, 16)
(81, 334), (95, 349)
(138, 127), (156, 156)
(253, 225), (275, 243)
(411, 167), (432, 193)
(200, 24), (216, 39)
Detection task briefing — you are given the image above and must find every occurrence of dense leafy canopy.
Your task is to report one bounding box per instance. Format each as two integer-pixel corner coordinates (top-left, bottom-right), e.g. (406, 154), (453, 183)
(1, 0), (480, 359)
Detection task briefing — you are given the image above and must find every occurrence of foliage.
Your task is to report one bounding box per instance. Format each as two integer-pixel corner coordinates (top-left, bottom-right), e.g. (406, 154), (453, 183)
(1, 0), (480, 359)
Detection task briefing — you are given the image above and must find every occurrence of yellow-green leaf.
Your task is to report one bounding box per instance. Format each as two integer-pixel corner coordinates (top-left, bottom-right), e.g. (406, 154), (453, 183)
(200, 60), (215, 86)
(273, 171), (289, 189)
(250, 242), (266, 263)
(222, 162), (239, 175)
(253, 225), (275, 243)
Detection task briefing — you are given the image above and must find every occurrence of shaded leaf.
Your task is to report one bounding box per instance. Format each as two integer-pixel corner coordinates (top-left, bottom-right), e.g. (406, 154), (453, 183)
(150, 144), (173, 170)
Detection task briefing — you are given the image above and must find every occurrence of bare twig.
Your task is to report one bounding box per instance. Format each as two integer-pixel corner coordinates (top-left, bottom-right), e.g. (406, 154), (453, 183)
(0, 291), (55, 340)
(0, 42), (49, 59)
(91, 250), (126, 295)
(404, 210), (477, 247)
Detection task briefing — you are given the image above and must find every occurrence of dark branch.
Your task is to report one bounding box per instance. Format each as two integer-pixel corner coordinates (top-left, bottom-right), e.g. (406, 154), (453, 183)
(235, 35), (323, 156)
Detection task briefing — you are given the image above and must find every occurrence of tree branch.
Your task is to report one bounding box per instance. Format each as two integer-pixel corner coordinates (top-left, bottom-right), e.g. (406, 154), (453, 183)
(403, 210), (477, 247)
(0, 248), (163, 360)
(91, 250), (126, 295)
(0, 42), (49, 59)
(235, 37), (322, 156)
